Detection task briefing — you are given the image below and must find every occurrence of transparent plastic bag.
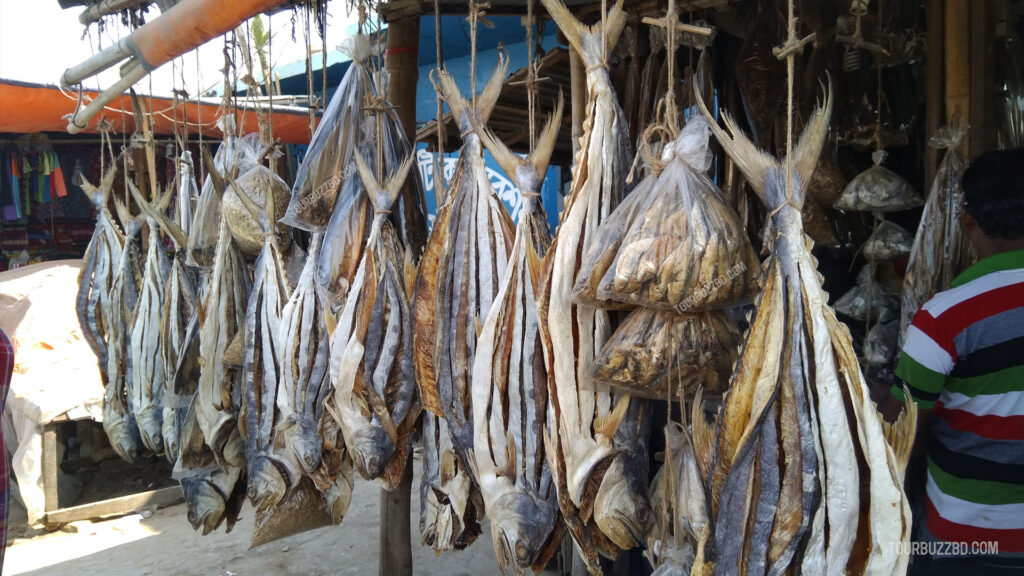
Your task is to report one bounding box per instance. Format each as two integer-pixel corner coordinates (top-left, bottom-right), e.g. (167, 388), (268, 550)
(864, 220), (913, 262)
(577, 117), (761, 312)
(187, 121), (260, 267)
(834, 149), (923, 213)
(588, 307), (741, 400)
(221, 163), (292, 256)
(864, 317), (899, 368)
(834, 265), (899, 322)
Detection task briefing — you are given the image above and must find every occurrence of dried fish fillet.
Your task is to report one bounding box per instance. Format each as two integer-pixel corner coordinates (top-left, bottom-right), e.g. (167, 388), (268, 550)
(329, 149), (420, 491)
(697, 81), (912, 576)
(590, 308), (741, 400)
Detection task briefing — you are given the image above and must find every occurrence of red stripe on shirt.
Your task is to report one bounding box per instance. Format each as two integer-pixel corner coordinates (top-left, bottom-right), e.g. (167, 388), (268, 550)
(933, 402), (1024, 441)
(926, 498), (1024, 553)
(938, 282), (1024, 346)
(911, 308), (956, 359)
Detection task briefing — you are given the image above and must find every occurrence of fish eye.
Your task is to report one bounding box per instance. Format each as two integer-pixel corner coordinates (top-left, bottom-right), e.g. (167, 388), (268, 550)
(515, 540), (529, 561)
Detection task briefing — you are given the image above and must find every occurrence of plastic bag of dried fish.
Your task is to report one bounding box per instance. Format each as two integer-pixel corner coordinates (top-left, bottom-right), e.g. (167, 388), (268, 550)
(864, 220), (913, 261)
(281, 35), (373, 231)
(834, 149), (923, 213)
(864, 317), (899, 368)
(589, 307), (741, 400)
(834, 265), (900, 323)
(222, 164), (291, 257)
(900, 118), (975, 341)
(187, 122), (259, 267)
(578, 116), (761, 312)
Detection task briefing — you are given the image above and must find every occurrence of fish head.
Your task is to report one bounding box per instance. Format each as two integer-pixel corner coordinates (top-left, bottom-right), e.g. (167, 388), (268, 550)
(180, 476), (226, 535)
(136, 410), (165, 455)
(490, 491), (559, 575)
(593, 459), (652, 550)
(348, 426), (395, 480)
(246, 455), (287, 510)
(291, 416), (324, 474)
(104, 417), (143, 463)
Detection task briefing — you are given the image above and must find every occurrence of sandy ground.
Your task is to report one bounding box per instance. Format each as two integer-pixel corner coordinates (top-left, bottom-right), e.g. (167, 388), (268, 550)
(5, 457), (550, 576)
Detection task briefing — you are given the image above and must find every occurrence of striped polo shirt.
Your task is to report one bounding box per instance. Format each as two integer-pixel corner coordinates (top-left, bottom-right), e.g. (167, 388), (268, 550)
(894, 248), (1024, 553)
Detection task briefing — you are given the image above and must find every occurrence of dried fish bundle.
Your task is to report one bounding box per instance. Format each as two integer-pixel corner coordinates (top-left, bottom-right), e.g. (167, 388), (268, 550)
(329, 150), (420, 490)
(186, 126), (259, 267)
(281, 35), (373, 231)
(175, 396), (246, 535)
(576, 117), (761, 312)
(76, 164), (124, 387)
(697, 83), (913, 576)
(864, 220), (913, 262)
(589, 308), (741, 400)
(412, 60), (515, 481)
(128, 215), (171, 454)
(196, 217), (252, 470)
(834, 265), (899, 323)
(835, 150), (923, 213)
(468, 100), (563, 574)
(420, 411), (482, 552)
(900, 119), (974, 341)
(315, 174), (372, 307)
(536, 0), (650, 570)
(222, 165), (291, 257)
(276, 235), (355, 526)
(104, 218), (145, 462)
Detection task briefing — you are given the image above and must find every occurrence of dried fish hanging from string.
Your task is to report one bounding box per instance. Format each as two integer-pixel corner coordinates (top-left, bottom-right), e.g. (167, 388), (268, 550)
(328, 144), (420, 491)
(535, 0), (651, 570)
(900, 118), (975, 341)
(697, 65), (913, 576)
(76, 160), (124, 388)
(469, 89), (565, 572)
(277, 234), (355, 525)
(104, 199), (145, 462)
(412, 55), (515, 532)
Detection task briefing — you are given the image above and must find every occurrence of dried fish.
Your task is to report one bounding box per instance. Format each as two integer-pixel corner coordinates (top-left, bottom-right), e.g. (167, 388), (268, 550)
(535, 0), (649, 570)
(281, 35), (373, 231)
(697, 81), (912, 576)
(735, 12), (784, 149)
(864, 220), (913, 262)
(834, 265), (899, 323)
(104, 218), (145, 462)
(468, 99), (563, 573)
(589, 308), (741, 400)
(576, 117), (761, 312)
(420, 411), (482, 552)
(900, 119), (975, 341)
(834, 150), (923, 213)
(329, 149), (420, 490)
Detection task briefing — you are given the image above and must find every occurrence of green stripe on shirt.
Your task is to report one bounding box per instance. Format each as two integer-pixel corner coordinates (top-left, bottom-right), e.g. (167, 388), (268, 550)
(895, 352), (944, 409)
(946, 364), (1024, 397)
(929, 457), (1024, 505)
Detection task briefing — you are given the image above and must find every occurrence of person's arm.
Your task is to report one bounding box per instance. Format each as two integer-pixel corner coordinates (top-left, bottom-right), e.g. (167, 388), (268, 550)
(892, 308), (956, 455)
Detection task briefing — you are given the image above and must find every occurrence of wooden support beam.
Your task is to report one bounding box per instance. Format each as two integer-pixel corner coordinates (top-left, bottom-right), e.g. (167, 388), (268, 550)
(945, 0), (970, 154)
(45, 486), (184, 526)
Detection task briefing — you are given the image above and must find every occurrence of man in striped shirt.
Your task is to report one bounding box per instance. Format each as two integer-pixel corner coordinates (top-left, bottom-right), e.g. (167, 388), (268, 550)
(891, 149), (1024, 573)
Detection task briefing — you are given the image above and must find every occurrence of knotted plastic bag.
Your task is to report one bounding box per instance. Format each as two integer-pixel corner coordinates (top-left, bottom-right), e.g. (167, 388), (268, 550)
(835, 149), (923, 213)
(575, 116), (761, 312)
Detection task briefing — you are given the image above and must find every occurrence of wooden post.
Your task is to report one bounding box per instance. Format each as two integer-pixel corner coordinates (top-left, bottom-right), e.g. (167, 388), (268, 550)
(569, 46), (585, 161)
(969, 0), (995, 159)
(945, 0), (970, 155)
(925, 0), (944, 188)
(381, 8), (419, 576)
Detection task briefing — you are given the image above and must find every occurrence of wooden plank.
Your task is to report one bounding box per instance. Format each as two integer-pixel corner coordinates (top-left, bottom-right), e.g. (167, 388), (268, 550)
(925, 0), (944, 188)
(42, 422), (59, 514)
(45, 486), (184, 526)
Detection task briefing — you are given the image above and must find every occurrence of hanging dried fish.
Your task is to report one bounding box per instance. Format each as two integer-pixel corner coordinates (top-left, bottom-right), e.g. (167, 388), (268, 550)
(420, 411), (482, 552)
(864, 220), (913, 262)
(467, 98), (564, 573)
(76, 161), (123, 386)
(834, 150), (923, 213)
(736, 11), (785, 149)
(104, 217), (145, 462)
(278, 235), (355, 525)
(900, 119), (975, 341)
(696, 81), (913, 576)
(329, 148), (420, 490)
(535, 0), (650, 570)
(834, 265), (900, 323)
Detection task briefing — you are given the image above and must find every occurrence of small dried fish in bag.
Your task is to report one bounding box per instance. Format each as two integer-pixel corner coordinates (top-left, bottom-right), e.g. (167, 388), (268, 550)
(589, 308), (741, 400)
(581, 117), (761, 312)
(864, 317), (899, 368)
(467, 100), (564, 572)
(187, 123), (259, 267)
(536, 0), (650, 570)
(76, 162), (124, 386)
(222, 165), (291, 257)
(281, 35), (373, 231)
(834, 265), (899, 323)
(329, 149), (420, 490)
(834, 149), (923, 213)
(863, 220), (913, 262)
(900, 118), (975, 341)
(697, 82), (913, 576)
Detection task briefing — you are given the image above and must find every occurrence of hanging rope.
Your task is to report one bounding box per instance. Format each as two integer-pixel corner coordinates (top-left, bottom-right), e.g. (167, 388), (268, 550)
(433, 0), (447, 205)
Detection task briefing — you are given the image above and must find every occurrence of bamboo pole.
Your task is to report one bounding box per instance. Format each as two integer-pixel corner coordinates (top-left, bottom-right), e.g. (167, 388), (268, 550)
(969, 0), (995, 159)
(945, 0), (970, 155)
(925, 0), (944, 187)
